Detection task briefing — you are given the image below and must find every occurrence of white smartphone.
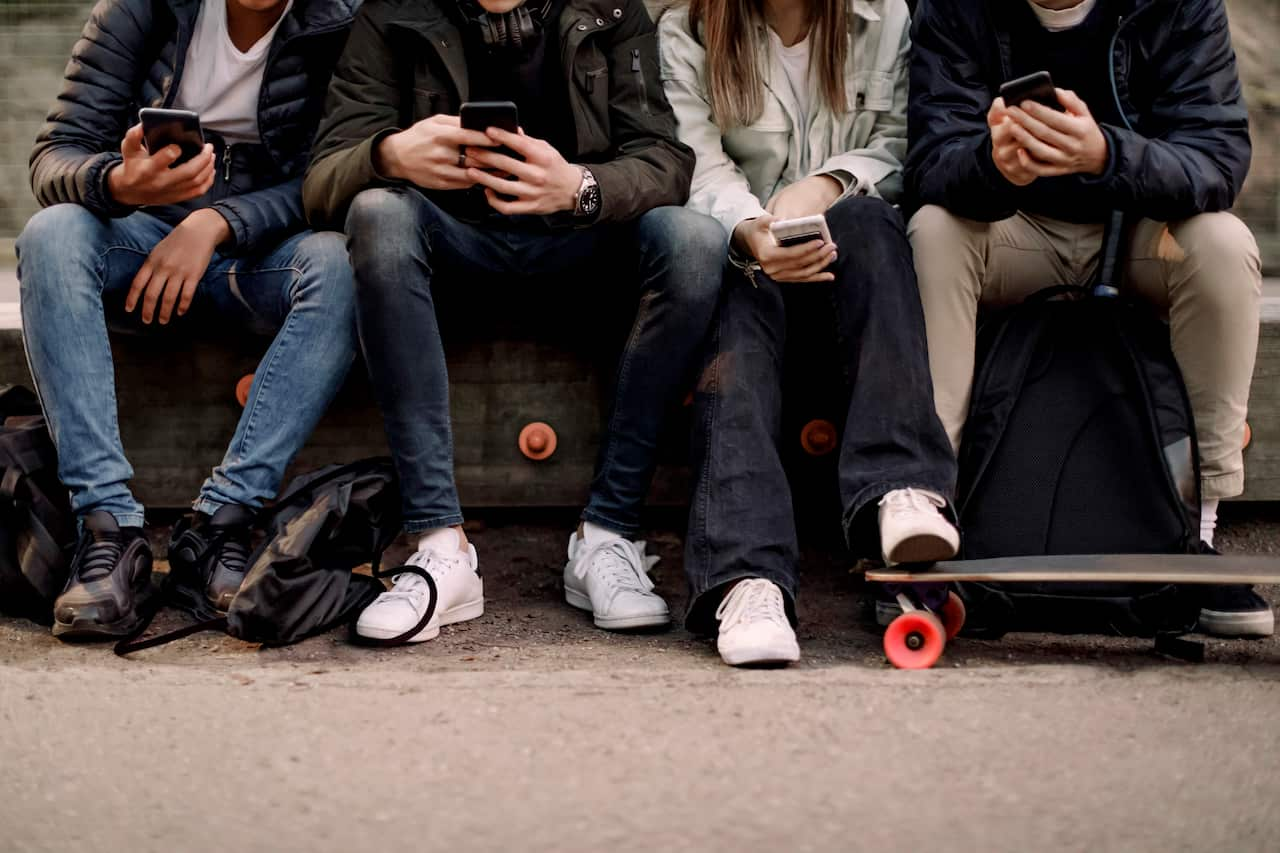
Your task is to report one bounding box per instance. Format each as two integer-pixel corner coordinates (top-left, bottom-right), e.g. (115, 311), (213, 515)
(769, 214), (833, 248)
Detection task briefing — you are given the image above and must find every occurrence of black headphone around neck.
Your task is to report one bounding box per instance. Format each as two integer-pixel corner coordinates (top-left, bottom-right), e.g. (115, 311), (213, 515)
(458, 0), (555, 53)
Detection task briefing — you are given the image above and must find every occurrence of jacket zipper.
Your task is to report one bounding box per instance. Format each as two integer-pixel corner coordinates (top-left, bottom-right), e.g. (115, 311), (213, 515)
(223, 145), (233, 182)
(631, 49), (650, 115)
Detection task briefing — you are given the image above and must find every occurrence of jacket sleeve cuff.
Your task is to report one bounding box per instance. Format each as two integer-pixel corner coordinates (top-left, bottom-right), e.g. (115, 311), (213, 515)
(368, 127), (407, 184)
(208, 200), (248, 251)
(1077, 125), (1120, 186)
(85, 153), (134, 218)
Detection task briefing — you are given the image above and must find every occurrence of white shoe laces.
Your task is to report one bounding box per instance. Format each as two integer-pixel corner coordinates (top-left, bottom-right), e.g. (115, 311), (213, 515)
(879, 487), (947, 518)
(381, 547), (467, 605)
(715, 579), (788, 632)
(573, 538), (659, 594)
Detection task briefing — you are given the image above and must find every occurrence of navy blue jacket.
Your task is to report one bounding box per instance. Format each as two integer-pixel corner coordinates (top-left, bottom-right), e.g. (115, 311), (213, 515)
(904, 0), (1252, 223)
(29, 0), (358, 254)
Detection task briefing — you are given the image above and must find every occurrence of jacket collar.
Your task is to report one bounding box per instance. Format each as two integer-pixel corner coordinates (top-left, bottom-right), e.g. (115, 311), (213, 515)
(852, 0), (881, 23)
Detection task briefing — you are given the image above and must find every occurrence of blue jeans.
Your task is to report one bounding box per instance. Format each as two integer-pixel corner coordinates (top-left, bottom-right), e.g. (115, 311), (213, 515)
(16, 205), (357, 527)
(345, 187), (724, 535)
(684, 196), (958, 633)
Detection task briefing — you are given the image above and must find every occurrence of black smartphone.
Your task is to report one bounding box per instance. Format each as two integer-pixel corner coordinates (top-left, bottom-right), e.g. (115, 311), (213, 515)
(460, 100), (519, 134)
(998, 71), (1063, 111)
(139, 108), (205, 166)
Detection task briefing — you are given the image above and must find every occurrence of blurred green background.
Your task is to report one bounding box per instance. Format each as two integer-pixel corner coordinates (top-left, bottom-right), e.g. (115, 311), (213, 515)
(0, 0), (1276, 270)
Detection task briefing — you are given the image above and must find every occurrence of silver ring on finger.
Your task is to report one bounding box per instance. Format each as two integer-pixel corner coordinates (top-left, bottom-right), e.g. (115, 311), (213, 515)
(457, 148), (467, 169)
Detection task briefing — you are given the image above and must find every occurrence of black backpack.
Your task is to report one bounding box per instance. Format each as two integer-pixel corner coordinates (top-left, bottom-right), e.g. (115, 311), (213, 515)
(954, 222), (1203, 637)
(116, 457), (429, 655)
(0, 385), (76, 624)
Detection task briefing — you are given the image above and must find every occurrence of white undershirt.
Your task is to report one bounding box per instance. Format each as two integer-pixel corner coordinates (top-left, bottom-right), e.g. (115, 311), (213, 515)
(172, 0), (293, 144)
(1027, 0), (1097, 32)
(769, 29), (812, 136)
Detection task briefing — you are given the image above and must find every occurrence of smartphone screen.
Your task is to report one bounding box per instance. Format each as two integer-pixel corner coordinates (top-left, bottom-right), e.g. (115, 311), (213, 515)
(139, 108), (204, 166)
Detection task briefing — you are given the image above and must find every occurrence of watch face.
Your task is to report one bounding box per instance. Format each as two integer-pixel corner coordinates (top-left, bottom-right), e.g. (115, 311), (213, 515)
(580, 184), (601, 216)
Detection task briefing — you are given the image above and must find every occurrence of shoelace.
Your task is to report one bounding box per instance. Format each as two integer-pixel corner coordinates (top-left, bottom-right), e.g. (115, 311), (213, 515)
(573, 538), (658, 593)
(878, 487), (946, 517)
(715, 579), (787, 631)
(382, 548), (466, 603)
(207, 527), (251, 575)
(77, 533), (126, 583)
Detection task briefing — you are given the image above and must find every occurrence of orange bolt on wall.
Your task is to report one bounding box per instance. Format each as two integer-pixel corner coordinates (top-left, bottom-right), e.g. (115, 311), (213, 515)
(800, 419), (838, 456)
(518, 422), (558, 461)
(235, 374), (254, 408)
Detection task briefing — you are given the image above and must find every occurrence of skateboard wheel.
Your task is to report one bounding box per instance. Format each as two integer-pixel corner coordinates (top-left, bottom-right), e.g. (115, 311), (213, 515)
(939, 591), (966, 640)
(1243, 421), (1252, 450)
(518, 422), (557, 461)
(800, 419), (838, 456)
(884, 611), (946, 670)
(235, 373), (254, 408)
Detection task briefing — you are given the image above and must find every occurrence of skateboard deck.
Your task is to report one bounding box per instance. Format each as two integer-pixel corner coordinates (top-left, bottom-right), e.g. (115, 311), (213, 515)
(866, 553), (1280, 586)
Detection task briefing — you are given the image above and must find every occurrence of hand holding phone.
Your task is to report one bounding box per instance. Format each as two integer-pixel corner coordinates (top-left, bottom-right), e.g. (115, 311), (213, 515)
(998, 71), (1063, 112)
(992, 73), (1110, 183)
(769, 215), (833, 248)
(734, 215), (838, 284)
(107, 122), (216, 207)
(375, 113), (493, 190)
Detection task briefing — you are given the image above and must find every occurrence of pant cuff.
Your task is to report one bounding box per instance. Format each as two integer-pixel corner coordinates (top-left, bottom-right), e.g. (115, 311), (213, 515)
(79, 510), (146, 531)
(1202, 471), (1245, 501)
(580, 508), (640, 539)
(842, 480), (958, 556)
(403, 514), (465, 534)
(192, 497), (228, 517)
(685, 569), (798, 636)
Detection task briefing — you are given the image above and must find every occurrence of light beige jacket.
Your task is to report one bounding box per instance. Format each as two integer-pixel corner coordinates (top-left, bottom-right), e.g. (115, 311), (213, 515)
(657, 0), (911, 238)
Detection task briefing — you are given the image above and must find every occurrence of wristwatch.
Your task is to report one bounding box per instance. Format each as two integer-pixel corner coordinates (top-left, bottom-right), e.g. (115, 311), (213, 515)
(572, 167), (601, 219)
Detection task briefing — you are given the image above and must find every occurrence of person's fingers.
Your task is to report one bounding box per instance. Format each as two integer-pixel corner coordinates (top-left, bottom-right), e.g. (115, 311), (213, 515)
(1007, 123), (1071, 164)
(428, 113), (461, 126)
(774, 270), (837, 284)
(1055, 88), (1090, 117)
(140, 272), (171, 324)
(1007, 106), (1076, 150)
(125, 261), (154, 313)
(786, 249), (840, 280)
(769, 239), (836, 266)
(163, 147), (214, 184)
(483, 188), (537, 215)
(1020, 101), (1079, 136)
(121, 124), (145, 158)
(157, 272), (187, 325)
(466, 148), (537, 182)
(988, 97), (1008, 127)
(485, 127), (541, 160)
(152, 145), (183, 168)
(468, 168), (536, 198)
(439, 126), (499, 149)
(175, 276), (200, 317)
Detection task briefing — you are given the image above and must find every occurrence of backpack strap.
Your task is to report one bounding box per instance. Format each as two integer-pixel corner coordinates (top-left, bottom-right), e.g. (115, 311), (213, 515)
(348, 562), (438, 647)
(113, 615), (228, 656)
(1093, 209), (1127, 297)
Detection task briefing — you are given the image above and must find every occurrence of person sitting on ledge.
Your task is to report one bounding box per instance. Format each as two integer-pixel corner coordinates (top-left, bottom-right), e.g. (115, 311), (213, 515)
(303, 0), (726, 644)
(18, 0), (360, 640)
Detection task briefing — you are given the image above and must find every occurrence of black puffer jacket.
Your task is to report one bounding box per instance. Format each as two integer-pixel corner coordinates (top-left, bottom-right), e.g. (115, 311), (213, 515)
(904, 0), (1251, 223)
(29, 0), (358, 254)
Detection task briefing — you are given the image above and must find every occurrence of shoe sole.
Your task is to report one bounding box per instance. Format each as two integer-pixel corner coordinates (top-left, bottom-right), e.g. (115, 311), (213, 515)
(355, 598), (486, 643)
(564, 586), (671, 631)
(1198, 606), (1275, 638)
(884, 532), (958, 567)
(719, 643), (801, 667)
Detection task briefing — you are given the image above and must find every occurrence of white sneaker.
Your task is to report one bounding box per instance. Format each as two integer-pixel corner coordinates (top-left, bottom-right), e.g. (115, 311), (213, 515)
(878, 488), (960, 566)
(564, 531), (670, 630)
(355, 541), (484, 642)
(715, 579), (800, 667)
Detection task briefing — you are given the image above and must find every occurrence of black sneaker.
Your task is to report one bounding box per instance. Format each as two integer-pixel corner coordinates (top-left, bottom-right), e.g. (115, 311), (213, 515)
(1197, 542), (1275, 638)
(52, 511), (154, 640)
(167, 504), (254, 618)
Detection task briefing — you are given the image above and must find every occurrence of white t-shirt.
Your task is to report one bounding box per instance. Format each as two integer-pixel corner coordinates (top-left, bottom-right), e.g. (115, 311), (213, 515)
(769, 29), (812, 136)
(1027, 0), (1097, 32)
(172, 0), (294, 144)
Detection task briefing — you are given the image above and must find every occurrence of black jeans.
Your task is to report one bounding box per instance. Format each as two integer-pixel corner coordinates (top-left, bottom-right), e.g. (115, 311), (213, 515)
(345, 187), (724, 535)
(684, 196), (957, 632)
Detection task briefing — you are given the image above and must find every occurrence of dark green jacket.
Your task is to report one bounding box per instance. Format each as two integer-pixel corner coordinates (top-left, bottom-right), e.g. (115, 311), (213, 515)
(303, 0), (694, 227)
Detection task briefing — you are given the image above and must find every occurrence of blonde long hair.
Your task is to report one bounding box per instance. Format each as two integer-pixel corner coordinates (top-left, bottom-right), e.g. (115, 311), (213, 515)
(688, 0), (849, 130)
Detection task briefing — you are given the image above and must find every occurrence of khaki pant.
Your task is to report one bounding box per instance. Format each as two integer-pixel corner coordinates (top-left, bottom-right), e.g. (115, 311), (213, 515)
(909, 206), (1262, 500)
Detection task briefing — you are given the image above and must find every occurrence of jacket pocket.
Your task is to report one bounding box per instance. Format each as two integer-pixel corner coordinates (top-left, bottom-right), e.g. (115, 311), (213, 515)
(631, 49), (650, 116)
(849, 71), (894, 113)
(412, 88), (449, 122)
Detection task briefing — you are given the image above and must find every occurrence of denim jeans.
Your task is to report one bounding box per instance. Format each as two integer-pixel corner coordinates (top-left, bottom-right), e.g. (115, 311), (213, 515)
(16, 204), (357, 527)
(345, 187), (724, 535)
(684, 196), (958, 633)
